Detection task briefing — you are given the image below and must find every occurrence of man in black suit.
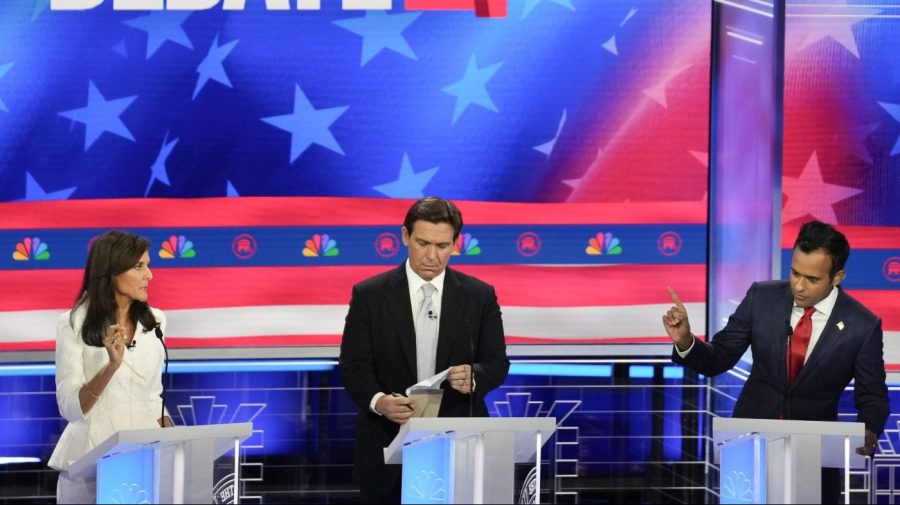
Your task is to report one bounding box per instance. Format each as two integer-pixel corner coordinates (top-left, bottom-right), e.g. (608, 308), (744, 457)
(340, 197), (510, 504)
(664, 220), (889, 503)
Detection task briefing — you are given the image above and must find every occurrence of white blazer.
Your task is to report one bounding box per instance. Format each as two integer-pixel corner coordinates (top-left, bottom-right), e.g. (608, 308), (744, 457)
(48, 305), (169, 472)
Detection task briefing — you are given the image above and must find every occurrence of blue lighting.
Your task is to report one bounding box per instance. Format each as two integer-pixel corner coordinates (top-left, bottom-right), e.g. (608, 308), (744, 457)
(663, 366), (684, 380)
(0, 360), (336, 376)
(629, 365), (655, 379)
(509, 363), (613, 378)
(168, 360), (336, 373)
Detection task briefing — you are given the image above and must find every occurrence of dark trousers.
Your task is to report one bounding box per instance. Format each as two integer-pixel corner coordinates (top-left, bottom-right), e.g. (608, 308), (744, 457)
(360, 483), (401, 504)
(822, 467), (841, 504)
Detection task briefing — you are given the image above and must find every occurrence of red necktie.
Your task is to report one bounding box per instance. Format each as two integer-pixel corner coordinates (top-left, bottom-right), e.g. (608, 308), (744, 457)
(787, 307), (815, 383)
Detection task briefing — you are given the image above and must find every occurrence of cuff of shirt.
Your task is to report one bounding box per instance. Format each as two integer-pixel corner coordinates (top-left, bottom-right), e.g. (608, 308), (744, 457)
(370, 392), (385, 415)
(675, 335), (696, 358)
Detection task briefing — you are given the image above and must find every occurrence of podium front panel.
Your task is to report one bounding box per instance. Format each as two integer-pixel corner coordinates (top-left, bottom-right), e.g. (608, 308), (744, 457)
(719, 435), (765, 504)
(401, 435), (455, 504)
(96, 447), (157, 504)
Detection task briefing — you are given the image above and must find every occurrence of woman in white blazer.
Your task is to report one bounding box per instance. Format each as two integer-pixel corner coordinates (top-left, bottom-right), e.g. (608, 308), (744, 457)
(48, 231), (172, 504)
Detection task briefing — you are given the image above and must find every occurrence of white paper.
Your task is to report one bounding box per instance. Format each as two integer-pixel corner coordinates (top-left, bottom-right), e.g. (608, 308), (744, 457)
(406, 368), (449, 395)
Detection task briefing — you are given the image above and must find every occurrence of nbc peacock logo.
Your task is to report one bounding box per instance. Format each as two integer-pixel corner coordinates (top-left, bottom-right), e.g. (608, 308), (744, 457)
(452, 233), (481, 256)
(159, 235), (196, 259)
(12, 237), (50, 261)
(586, 232), (622, 255)
(303, 234), (339, 257)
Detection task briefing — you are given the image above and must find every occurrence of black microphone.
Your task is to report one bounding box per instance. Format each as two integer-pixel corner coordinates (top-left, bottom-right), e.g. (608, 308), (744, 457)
(427, 310), (437, 321)
(155, 325), (170, 428)
(126, 339), (137, 351)
(465, 319), (475, 418)
(785, 323), (793, 420)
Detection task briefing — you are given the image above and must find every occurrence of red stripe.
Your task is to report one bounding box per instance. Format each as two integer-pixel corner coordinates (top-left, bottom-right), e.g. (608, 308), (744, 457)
(844, 290), (900, 329)
(781, 225), (900, 249)
(0, 197), (706, 229)
(0, 264), (706, 311)
(0, 335), (671, 350)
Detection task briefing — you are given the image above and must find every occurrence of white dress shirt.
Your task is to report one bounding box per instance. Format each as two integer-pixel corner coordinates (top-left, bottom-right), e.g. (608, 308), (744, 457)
(676, 285), (840, 362)
(50, 305), (169, 503)
(369, 260), (446, 414)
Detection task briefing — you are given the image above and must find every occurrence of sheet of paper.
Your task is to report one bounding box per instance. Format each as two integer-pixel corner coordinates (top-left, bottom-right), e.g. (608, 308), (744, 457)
(406, 368), (449, 395)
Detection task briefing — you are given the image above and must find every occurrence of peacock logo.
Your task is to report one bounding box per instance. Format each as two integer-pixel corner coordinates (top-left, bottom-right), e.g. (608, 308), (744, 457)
(452, 233), (481, 256)
(586, 232), (622, 255)
(159, 235), (196, 259)
(303, 234), (339, 257)
(13, 237), (50, 261)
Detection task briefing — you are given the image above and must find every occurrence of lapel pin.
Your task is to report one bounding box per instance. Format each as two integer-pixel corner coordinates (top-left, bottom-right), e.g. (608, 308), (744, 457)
(837, 321), (845, 331)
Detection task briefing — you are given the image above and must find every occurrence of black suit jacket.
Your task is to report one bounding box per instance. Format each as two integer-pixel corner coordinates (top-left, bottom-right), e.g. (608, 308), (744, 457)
(673, 280), (889, 434)
(339, 264), (510, 492)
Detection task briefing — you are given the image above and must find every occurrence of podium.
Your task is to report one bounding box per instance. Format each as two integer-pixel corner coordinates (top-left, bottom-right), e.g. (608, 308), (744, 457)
(713, 417), (866, 504)
(384, 417), (556, 504)
(67, 422), (253, 504)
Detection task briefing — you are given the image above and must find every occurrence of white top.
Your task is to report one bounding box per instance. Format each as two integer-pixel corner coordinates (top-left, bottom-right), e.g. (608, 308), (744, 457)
(48, 305), (169, 472)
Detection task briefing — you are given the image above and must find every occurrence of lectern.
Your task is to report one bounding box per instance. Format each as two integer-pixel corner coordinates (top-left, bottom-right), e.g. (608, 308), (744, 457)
(384, 417), (557, 504)
(67, 422), (253, 504)
(713, 417), (865, 504)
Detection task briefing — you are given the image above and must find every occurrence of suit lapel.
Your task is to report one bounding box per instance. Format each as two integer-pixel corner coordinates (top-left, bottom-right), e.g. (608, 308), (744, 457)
(794, 289), (847, 387)
(385, 265), (418, 377)
(435, 268), (465, 374)
(775, 284), (794, 384)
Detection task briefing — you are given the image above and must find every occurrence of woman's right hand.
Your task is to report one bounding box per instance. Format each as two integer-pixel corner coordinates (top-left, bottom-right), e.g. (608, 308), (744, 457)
(103, 324), (126, 367)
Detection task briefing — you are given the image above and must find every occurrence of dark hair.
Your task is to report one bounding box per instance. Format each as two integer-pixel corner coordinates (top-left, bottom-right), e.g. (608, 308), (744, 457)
(403, 197), (464, 240)
(793, 220), (850, 279)
(72, 231), (157, 347)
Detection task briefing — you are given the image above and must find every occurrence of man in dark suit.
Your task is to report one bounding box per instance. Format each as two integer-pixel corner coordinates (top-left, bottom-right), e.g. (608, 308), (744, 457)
(664, 220), (889, 503)
(340, 197), (510, 504)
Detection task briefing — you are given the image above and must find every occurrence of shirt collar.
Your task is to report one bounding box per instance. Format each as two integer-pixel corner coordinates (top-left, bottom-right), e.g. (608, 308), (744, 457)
(794, 285), (839, 317)
(405, 259), (446, 294)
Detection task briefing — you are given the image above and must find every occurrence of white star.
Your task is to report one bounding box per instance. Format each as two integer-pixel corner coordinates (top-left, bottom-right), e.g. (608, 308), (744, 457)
(782, 151), (863, 224)
(787, 4), (880, 59)
(521, 0), (576, 20)
(643, 63), (692, 108)
(194, 34), (239, 100)
(534, 109), (567, 157)
(334, 10), (421, 67)
(145, 133), (179, 196)
(442, 55), (504, 125)
(123, 11), (193, 60)
(261, 85), (349, 163)
(373, 152), (438, 198)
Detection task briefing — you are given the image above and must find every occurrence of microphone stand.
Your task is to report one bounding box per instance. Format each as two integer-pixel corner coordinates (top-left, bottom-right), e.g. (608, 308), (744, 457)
(156, 326), (170, 427)
(466, 320), (474, 418)
(785, 323), (793, 420)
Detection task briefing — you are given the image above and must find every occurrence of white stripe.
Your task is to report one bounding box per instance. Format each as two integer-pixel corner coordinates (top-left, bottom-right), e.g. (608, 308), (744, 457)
(3, 307), (899, 357)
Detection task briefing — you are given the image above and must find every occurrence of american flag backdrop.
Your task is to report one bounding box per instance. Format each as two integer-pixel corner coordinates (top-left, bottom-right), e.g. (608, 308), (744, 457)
(0, 0), (712, 355)
(781, 2), (900, 369)
(3, 1), (893, 361)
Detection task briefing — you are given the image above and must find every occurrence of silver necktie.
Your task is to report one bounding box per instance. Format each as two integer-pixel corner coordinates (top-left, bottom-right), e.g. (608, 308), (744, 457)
(415, 283), (438, 382)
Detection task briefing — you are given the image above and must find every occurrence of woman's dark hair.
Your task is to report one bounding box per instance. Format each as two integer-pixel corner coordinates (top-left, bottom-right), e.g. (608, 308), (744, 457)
(403, 197), (464, 240)
(72, 231), (157, 347)
(793, 220), (850, 279)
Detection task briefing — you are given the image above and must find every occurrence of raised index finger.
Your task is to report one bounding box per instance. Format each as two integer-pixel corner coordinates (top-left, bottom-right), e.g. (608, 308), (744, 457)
(667, 286), (685, 311)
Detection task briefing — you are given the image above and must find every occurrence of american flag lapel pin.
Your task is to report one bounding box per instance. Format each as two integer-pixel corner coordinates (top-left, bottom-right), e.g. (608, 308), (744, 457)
(837, 321), (845, 331)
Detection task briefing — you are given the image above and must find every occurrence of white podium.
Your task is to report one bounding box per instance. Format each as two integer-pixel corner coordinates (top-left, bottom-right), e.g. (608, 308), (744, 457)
(384, 417), (556, 504)
(68, 422), (253, 504)
(713, 417), (866, 504)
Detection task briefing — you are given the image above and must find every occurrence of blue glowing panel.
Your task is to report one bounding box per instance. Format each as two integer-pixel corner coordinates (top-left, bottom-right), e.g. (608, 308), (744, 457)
(401, 435), (455, 505)
(96, 447), (157, 505)
(719, 436), (765, 504)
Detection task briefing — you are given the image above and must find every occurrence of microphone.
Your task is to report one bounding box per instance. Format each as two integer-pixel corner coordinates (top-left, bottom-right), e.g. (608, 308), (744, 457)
(785, 323), (793, 420)
(156, 325), (170, 428)
(126, 339), (137, 351)
(427, 310), (437, 321)
(465, 319), (474, 418)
